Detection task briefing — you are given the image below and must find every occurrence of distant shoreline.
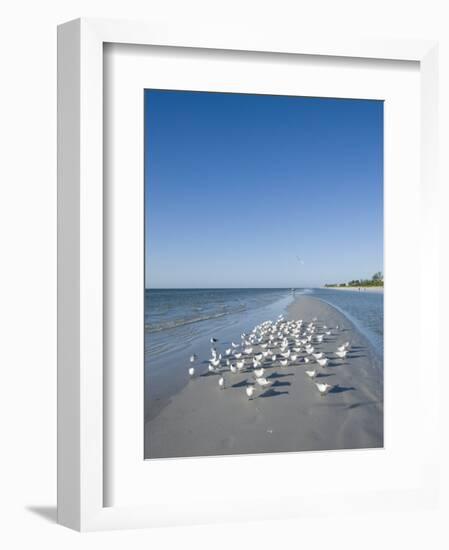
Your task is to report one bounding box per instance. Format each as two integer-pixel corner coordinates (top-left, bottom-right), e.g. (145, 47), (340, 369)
(323, 286), (383, 293)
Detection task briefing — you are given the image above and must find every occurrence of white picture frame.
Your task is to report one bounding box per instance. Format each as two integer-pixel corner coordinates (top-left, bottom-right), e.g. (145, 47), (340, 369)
(57, 17), (439, 531)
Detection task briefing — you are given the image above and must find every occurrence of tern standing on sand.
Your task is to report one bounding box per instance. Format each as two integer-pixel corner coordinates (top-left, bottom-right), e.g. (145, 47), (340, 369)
(256, 377), (271, 389)
(315, 382), (333, 396)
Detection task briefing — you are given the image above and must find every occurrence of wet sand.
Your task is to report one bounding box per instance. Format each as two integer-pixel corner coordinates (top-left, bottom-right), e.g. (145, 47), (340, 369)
(144, 295), (383, 459)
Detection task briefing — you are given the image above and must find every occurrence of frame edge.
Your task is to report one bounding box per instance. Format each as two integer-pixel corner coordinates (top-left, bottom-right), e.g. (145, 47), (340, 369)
(57, 18), (81, 531)
(57, 16), (441, 531)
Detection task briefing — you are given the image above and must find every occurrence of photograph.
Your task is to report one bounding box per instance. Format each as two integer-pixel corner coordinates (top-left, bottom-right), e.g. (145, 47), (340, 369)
(144, 89), (384, 459)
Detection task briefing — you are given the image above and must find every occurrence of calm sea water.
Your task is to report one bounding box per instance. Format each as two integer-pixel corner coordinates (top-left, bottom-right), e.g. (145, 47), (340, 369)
(309, 288), (384, 357)
(144, 287), (383, 420)
(145, 288), (291, 356)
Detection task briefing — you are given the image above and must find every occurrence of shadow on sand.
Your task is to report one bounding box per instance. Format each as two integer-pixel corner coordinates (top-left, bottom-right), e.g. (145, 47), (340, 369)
(231, 379), (250, 388)
(258, 388), (289, 398)
(330, 384), (355, 394)
(347, 400), (378, 410)
(267, 372), (293, 380)
(271, 380), (291, 388)
(327, 360), (347, 368)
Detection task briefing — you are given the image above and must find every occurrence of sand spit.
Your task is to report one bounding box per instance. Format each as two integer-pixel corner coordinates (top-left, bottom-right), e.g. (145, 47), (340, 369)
(145, 295), (383, 459)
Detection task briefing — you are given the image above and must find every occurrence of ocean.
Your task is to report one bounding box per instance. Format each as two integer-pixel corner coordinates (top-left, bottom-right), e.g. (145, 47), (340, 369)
(144, 287), (383, 420)
(311, 288), (383, 356)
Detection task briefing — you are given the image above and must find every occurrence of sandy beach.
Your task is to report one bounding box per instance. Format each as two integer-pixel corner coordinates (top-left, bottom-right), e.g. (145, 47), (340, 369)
(324, 286), (384, 293)
(145, 295), (383, 459)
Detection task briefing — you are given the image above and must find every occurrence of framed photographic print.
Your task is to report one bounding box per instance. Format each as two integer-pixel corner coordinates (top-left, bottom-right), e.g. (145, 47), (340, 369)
(58, 18), (440, 530)
(143, 89), (384, 460)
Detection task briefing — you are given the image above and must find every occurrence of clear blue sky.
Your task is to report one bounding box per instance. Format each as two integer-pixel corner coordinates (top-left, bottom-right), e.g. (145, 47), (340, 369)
(145, 90), (383, 289)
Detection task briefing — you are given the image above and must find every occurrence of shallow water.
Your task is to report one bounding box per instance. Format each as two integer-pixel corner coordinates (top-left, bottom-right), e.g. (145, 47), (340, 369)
(308, 288), (383, 357)
(145, 288), (291, 357)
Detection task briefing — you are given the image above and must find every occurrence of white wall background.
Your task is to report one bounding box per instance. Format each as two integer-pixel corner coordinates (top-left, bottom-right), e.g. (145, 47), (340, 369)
(0, 0), (448, 548)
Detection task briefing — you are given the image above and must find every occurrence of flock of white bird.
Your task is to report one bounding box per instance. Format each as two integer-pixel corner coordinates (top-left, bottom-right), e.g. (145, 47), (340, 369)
(188, 314), (351, 400)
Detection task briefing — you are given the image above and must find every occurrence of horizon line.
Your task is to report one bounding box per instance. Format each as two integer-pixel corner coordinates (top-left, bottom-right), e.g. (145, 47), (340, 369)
(145, 286), (322, 290)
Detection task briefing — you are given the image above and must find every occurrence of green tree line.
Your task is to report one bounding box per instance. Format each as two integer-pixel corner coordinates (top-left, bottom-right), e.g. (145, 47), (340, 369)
(325, 272), (383, 288)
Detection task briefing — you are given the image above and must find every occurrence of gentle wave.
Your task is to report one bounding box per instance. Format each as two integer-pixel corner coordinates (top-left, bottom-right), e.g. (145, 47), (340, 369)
(145, 306), (247, 333)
